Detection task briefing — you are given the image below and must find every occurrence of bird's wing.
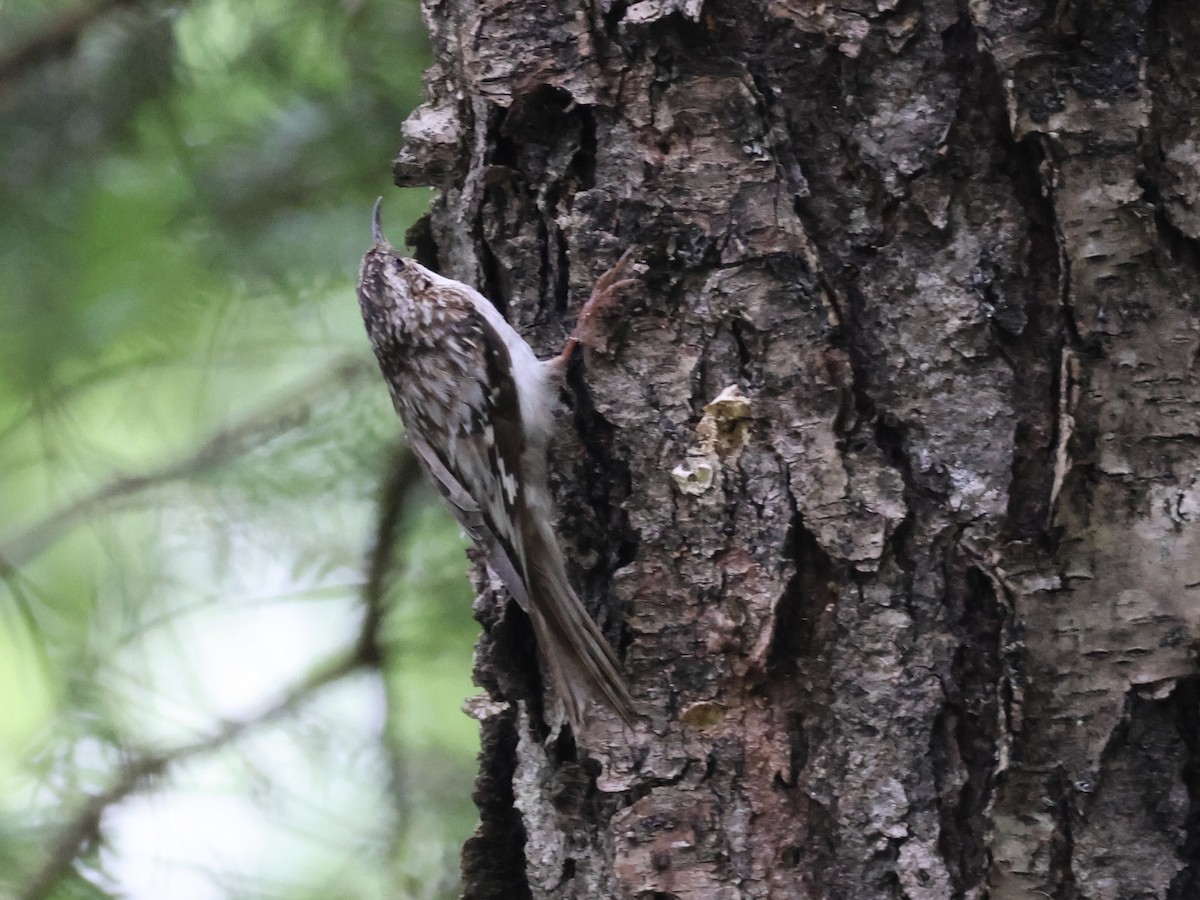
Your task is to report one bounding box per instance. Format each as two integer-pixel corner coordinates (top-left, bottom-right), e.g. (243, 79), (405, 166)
(405, 311), (532, 612)
(408, 305), (635, 728)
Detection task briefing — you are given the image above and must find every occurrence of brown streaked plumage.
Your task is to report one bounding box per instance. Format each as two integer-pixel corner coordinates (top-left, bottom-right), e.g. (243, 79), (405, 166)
(357, 198), (637, 731)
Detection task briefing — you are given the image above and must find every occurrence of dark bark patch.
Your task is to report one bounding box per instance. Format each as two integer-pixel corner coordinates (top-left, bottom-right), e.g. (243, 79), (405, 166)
(1169, 677), (1200, 899)
(1072, 687), (1191, 896)
(767, 514), (839, 681)
(932, 564), (1006, 893)
(1142, 0), (1200, 272)
(403, 212), (441, 271)
(1002, 131), (1066, 540)
(563, 357), (640, 641)
(470, 564), (548, 736)
(461, 710), (532, 900)
(1051, 0), (1151, 100)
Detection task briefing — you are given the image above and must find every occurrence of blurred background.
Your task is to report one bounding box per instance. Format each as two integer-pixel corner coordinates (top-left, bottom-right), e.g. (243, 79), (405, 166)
(0, 1), (481, 897)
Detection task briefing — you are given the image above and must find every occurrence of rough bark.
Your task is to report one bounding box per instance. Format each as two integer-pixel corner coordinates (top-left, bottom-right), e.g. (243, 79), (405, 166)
(393, 1), (1200, 897)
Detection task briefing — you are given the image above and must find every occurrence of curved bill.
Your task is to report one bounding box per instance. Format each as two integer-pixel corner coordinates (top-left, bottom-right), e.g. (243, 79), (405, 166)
(371, 197), (386, 245)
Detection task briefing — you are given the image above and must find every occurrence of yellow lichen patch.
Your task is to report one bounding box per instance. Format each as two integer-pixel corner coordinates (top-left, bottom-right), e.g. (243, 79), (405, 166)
(670, 385), (753, 495)
(680, 700), (727, 728)
(703, 385), (752, 460)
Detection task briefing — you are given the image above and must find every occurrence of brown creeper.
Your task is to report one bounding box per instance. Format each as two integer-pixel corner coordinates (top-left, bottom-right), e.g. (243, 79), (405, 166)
(357, 199), (637, 730)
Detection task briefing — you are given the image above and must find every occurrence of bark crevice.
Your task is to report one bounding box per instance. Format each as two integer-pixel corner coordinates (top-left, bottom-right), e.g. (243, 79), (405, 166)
(461, 710), (533, 900)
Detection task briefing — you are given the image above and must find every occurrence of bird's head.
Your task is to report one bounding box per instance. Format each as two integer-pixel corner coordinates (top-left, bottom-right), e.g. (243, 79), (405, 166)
(357, 198), (439, 344)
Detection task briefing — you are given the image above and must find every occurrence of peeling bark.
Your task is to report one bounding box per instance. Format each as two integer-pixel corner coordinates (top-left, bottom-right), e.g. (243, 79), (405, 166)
(392, 1), (1200, 896)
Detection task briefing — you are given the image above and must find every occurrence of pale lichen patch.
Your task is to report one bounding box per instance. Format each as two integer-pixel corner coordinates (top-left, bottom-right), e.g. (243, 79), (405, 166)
(670, 385), (753, 496)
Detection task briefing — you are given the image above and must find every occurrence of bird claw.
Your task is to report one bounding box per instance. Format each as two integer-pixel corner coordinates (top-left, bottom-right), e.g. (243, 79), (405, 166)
(559, 250), (639, 365)
(592, 248), (637, 295)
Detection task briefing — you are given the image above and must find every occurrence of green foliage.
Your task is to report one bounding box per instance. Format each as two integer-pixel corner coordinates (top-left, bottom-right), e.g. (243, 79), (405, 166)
(0, 2), (480, 897)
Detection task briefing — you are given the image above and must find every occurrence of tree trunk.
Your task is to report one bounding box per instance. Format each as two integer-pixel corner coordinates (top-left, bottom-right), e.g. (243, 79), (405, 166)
(392, 0), (1200, 896)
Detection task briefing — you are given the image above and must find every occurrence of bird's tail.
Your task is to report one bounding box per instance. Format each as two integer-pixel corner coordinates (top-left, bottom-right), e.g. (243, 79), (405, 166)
(521, 520), (637, 730)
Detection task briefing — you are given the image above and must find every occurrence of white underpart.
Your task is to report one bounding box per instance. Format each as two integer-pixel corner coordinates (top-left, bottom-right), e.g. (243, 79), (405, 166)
(420, 267), (559, 453)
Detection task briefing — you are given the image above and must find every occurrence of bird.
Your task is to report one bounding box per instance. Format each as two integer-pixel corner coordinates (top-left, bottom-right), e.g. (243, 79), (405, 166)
(356, 198), (637, 731)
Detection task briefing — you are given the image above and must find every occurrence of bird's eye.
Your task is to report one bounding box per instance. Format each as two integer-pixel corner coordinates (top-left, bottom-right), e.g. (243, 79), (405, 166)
(393, 256), (406, 269)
